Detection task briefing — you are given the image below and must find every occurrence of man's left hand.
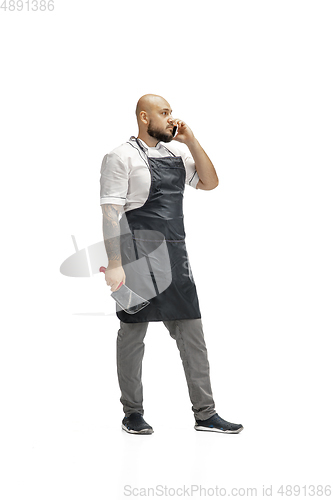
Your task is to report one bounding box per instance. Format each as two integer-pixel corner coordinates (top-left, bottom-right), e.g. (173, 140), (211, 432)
(172, 119), (195, 145)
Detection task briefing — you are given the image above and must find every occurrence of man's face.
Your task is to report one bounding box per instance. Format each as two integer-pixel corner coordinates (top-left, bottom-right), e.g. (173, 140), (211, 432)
(146, 103), (174, 143)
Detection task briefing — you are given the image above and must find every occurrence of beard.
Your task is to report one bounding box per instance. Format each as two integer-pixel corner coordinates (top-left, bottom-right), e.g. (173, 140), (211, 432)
(147, 121), (173, 143)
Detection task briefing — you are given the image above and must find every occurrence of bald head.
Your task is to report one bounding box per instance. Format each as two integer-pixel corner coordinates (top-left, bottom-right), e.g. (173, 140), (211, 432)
(135, 94), (175, 146)
(135, 94), (171, 122)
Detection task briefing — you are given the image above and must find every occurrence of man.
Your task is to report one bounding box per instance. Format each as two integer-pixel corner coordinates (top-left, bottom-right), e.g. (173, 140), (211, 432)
(100, 94), (243, 435)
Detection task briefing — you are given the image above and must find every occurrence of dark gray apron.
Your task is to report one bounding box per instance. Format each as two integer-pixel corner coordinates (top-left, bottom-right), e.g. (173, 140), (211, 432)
(117, 138), (201, 323)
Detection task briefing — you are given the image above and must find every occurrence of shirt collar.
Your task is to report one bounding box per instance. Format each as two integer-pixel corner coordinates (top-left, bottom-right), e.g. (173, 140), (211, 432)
(129, 136), (162, 150)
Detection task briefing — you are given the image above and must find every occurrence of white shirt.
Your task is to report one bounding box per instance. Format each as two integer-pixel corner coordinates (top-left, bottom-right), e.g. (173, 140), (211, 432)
(100, 136), (199, 212)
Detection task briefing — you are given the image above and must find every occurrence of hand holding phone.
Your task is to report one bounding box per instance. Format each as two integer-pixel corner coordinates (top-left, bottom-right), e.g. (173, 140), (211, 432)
(171, 120), (194, 144)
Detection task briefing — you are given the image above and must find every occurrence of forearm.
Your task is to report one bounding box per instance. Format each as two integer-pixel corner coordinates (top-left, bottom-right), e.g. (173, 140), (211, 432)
(186, 137), (219, 190)
(101, 204), (122, 269)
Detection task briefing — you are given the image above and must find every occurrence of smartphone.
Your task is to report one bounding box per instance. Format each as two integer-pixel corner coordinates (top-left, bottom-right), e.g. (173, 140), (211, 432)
(172, 124), (178, 137)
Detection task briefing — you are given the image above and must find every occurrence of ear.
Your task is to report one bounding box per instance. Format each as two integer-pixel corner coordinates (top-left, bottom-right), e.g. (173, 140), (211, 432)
(139, 111), (149, 125)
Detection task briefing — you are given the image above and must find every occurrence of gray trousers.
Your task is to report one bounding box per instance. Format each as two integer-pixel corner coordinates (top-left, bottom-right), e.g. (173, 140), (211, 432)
(116, 318), (216, 421)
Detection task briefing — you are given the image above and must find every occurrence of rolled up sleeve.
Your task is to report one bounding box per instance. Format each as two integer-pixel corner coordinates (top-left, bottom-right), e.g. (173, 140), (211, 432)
(100, 152), (128, 206)
(184, 152), (200, 188)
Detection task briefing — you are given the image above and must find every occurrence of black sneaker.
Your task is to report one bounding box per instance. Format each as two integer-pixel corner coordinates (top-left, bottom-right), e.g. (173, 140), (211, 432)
(122, 413), (154, 434)
(195, 413), (243, 434)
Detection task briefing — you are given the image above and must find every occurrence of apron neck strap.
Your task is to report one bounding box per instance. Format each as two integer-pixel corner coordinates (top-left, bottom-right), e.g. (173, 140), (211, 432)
(135, 137), (147, 153)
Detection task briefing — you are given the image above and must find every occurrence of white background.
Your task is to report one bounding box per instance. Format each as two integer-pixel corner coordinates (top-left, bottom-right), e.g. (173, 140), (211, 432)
(1, 0), (332, 498)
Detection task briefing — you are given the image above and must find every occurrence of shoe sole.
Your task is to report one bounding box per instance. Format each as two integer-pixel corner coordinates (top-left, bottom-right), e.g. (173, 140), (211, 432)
(122, 423), (154, 434)
(194, 425), (244, 434)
